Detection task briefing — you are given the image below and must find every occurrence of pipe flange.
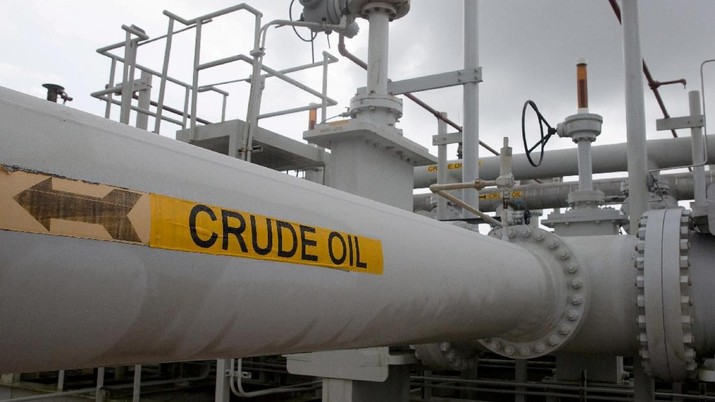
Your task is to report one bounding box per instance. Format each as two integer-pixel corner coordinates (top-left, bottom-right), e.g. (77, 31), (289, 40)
(349, 0), (410, 20)
(480, 226), (590, 359)
(635, 208), (697, 381)
(411, 342), (478, 371)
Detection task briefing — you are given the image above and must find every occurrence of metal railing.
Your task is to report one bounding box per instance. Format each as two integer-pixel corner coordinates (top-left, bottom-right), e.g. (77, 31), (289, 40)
(91, 3), (338, 163)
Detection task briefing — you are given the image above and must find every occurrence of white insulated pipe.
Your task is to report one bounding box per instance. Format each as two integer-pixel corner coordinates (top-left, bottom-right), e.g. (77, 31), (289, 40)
(462, 0), (480, 217)
(622, 0), (649, 230)
(413, 136), (715, 188)
(366, 9), (390, 96)
(0, 87), (555, 373)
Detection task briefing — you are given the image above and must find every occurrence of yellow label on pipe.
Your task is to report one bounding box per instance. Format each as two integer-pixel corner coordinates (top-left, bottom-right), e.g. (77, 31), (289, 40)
(0, 167), (384, 275)
(150, 195), (383, 274)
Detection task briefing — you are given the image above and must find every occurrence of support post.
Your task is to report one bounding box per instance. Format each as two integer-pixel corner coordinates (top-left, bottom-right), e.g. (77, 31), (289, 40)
(214, 359), (230, 402)
(622, 0), (649, 230)
(462, 0), (480, 218)
(95, 367), (105, 402)
(120, 31), (138, 125)
(132, 365), (141, 402)
(135, 71), (152, 130)
(437, 113), (448, 220)
(690, 90), (707, 207)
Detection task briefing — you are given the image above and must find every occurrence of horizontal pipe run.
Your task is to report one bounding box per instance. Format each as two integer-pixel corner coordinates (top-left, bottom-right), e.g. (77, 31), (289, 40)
(0, 388), (97, 402)
(431, 189), (503, 227)
(414, 136), (715, 188)
(0, 87), (554, 373)
(415, 172), (715, 213)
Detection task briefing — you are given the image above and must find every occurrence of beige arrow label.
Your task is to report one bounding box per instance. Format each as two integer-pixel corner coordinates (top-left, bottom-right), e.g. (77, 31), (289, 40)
(0, 166), (150, 244)
(0, 166), (383, 274)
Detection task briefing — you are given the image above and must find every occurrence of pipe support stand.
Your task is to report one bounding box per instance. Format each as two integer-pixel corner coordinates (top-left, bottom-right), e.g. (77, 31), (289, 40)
(481, 226), (590, 359)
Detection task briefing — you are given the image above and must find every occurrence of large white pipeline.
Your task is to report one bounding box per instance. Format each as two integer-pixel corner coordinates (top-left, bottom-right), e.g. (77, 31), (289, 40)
(0, 87), (554, 373)
(3, 88), (713, 380)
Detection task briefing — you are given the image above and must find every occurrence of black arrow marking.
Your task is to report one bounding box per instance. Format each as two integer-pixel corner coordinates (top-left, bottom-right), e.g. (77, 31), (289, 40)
(13, 178), (143, 243)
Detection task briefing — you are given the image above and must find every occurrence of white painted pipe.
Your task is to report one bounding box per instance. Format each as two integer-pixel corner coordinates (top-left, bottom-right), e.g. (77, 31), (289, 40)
(0, 87), (554, 373)
(366, 8), (390, 96)
(622, 0), (649, 229)
(576, 140), (593, 191)
(413, 172), (714, 213)
(461, 0), (480, 217)
(413, 136), (715, 188)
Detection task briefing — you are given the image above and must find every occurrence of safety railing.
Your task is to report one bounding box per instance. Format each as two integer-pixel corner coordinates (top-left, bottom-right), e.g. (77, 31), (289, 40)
(91, 3), (339, 161)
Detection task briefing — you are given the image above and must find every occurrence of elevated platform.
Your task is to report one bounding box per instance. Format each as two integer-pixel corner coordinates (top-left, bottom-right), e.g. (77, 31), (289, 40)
(177, 119), (329, 172)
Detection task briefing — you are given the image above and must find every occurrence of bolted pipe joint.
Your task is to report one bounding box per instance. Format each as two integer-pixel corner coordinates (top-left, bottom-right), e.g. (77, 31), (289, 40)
(349, 0), (411, 21)
(481, 227), (591, 359)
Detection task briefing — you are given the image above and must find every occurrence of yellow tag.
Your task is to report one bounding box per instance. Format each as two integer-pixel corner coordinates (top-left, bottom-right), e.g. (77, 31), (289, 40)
(150, 195), (383, 274)
(1, 167), (384, 275)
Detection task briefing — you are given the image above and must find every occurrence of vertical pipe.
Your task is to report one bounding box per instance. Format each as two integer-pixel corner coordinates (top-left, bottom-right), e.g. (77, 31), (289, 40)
(57, 370), (65, 391)
(190, 20), (203, 135)
(182, 86), (190, 129)
(577, 141), (594, 191)
(690, 90), (707, 206)
(95, 367), (105, 402)
(437, 113), (448, 220)
(462, 0), (480, 217)
(321, 52), (329, 122)
(515, 360), (527, 402)
(221, 94), (227, 122)
(104, 59), (117, 119)
(154, 17), (175, 134)
(622, 0), (649, 229)
(120, 31), (135, 125)
(366, 10), (390, 96)
(135, 71), (152, 130)
(132, 364), (141, 402)
(215, 359), (230, 402)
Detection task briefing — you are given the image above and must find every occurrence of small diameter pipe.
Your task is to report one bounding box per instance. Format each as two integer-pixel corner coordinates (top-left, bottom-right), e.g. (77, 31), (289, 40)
(689, 90), (706, 206)
(229, 358), (319, 398)
(608, 0), (680, 139)
(132, 365), (141, 402)
(430, 180), (495, 192)
(429, 183), (503, 227)
(0, 389), (98, 402)
(437, 113), (448, 220)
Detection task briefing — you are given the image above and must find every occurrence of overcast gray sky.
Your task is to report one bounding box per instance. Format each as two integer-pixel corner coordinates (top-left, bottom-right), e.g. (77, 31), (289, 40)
(1, 1), (714, 160)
